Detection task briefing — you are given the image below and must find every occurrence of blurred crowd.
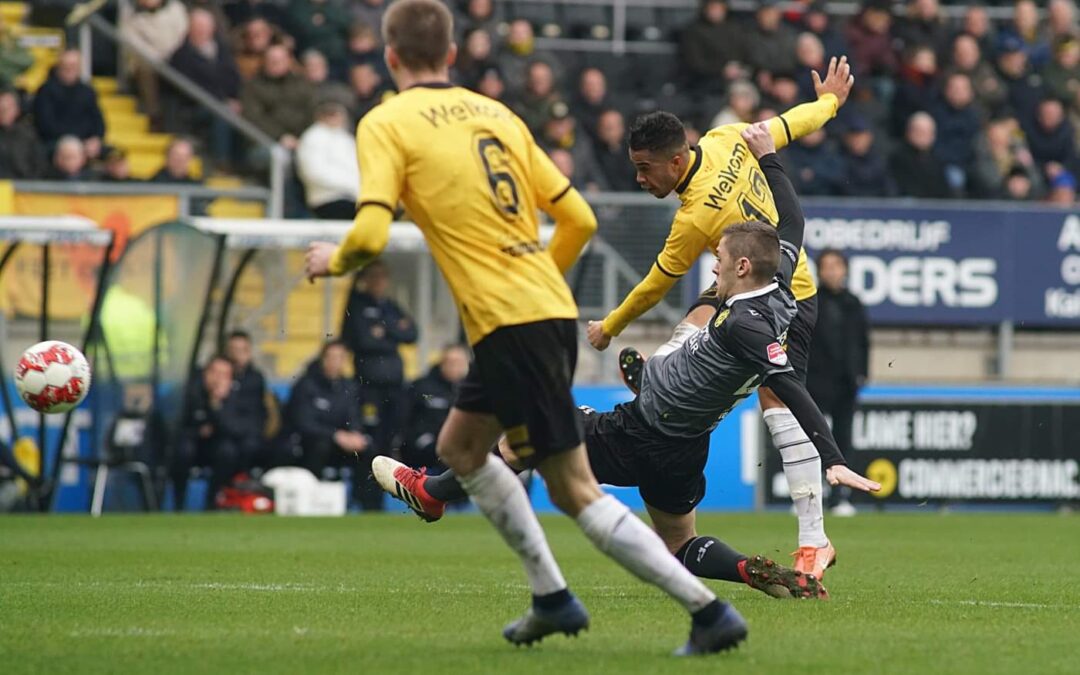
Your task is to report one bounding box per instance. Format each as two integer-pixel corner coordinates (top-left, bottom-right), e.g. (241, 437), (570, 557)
(174, 262), (468, 511)
(3, 0), (1080, 206)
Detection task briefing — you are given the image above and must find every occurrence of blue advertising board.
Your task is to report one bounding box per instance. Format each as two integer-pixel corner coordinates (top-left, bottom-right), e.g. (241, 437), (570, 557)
(693, 202), (1080, 326)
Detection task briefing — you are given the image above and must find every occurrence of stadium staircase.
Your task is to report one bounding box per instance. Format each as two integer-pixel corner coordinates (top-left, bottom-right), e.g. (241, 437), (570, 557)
(9, 1), (261, 218)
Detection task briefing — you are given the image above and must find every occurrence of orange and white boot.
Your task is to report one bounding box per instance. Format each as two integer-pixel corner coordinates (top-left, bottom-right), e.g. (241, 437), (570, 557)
(792, 540), (837, 580)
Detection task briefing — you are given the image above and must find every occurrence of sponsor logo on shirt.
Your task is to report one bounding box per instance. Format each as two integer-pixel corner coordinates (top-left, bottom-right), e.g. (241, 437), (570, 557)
(767, 342), (788, 366)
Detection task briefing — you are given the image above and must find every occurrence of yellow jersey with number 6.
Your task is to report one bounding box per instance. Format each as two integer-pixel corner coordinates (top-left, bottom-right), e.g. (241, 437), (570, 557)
(355, 83), (578, 345)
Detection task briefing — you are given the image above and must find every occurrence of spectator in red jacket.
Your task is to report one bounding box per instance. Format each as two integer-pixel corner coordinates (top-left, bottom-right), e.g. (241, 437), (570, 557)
(845, 0), (899, 81)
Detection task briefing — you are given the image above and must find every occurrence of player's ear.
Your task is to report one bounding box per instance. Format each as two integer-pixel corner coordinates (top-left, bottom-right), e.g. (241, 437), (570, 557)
(446, 42), (458, 68)
(384, 45), (397, 71)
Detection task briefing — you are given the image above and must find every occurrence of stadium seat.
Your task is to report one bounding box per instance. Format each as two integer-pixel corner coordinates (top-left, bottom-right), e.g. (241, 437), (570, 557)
(562, 4), (612, 40)
(508, 1), (561, 37)
(656, 6), (697, 41)
(625, 6), (661, 42)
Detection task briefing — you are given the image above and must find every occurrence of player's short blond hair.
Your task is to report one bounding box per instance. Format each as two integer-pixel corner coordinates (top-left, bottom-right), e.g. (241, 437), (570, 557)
(382, 0), (454, 72)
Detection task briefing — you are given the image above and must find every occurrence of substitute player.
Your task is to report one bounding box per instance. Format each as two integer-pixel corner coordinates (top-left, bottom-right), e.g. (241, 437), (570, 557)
(374, 124), (879, 595)
(587, 57), (860, 579)
(304, 0), (747, 656)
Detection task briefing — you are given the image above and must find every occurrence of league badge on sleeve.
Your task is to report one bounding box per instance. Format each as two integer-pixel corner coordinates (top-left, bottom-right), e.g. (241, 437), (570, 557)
(767, 342), (788, 366)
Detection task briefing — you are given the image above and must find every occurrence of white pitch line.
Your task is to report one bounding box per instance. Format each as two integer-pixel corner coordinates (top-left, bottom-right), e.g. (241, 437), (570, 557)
(928, 599), (1076, 610)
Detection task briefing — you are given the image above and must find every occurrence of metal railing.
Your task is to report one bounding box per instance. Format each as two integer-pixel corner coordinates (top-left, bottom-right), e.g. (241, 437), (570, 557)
(67, 10), (288, 218)
(12, 180), (270, 218)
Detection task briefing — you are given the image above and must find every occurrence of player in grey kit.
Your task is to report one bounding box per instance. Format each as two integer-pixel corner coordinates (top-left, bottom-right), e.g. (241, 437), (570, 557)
(375, 123), (879, 598)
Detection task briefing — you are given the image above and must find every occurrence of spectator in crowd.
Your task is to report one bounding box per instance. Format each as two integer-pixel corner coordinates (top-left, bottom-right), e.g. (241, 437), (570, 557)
(0, 90), (45, 179)
(287, 0), (350, 69)
(458, 0), (500, 38)
(540, 102), (607, 192)
(845, 0), (899, 81)
(1027, 97), (1079, 175)
(224, 330), (269, 454)
(223, 0), (287, 30)
(892, 44), (939, 136)
(1048, 169), (1078, 204)
(234, 18), (281, 81)
(932, 72), (982, 196)
(573, 67), (611, 142)
(1003, 163), (1036, 200)
(1042, 35), (1080, 104)
(241, 44), (314, 151)
(745, 0), (798, 83)
(679, 0), (746, 94)
(891, 112), (949, 198)
(497, 19), (560, 97)
(296, 101), (359, 219)
(302, 49), (354, 108)
(795, 33), (828, 102)
(475, 65), (506, 101)
(710, 79), (759, 128)
(349, 0), (386, 32)
(961, 4), (995, 58)
(0, 22), (33, 88)
(947, 33), (1006, 115)
(348, 61), (390, 122)
(169, 7), (242, 169)
(400, 344), (470, 471)
(284, 341), (370, 493)
(340, 261), (416, 496)
(549, 147), (576, 183)
(45, 135), (92, 181)
(998, 0), (1050, 70)
(455, 27), (496, 89)
(186, 0), (230, 34)
(514, 60), (562, 135)
(121, 0), (189, 127)
(593, 108), (637, 192)
(806, 249), (869, 518)
(997, 35), (1044, 132)
(971, 115), (1044, 198)
(33, 50), (105, 158)
(895, 0), (949, 57)
(99, 148), (138, 182)
(762, 72), (800, 111)
(173, 355), (260, 510)
(1048, 0), (1079, 43)
(344, 22), (386, 76)
(151, 137), (199, 184)
(782, 128), (846, 196)
(839, 117), (894, 196)
(801, 1), (847, 61)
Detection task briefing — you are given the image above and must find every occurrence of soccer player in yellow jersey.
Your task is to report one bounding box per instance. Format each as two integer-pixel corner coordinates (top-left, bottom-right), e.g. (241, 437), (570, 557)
(305, 0), (749, 656)
(586, 57), (865, 580)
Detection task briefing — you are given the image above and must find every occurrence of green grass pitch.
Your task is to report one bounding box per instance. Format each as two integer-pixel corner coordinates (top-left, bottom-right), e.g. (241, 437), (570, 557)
(2, 512), (1079, 674)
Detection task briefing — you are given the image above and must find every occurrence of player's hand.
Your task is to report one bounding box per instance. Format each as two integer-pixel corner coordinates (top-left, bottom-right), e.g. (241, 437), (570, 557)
(305, 241), (337, 281)
(741, 122), (776, 159)
(587, 320), (612, 351)
(812, 55), (854, 108)
(826, 465), (881, 493)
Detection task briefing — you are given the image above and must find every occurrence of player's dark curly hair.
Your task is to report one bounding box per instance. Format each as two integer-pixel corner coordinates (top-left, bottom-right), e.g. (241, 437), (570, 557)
(628, 111), (688, 156)
(722, 221), (780, 283)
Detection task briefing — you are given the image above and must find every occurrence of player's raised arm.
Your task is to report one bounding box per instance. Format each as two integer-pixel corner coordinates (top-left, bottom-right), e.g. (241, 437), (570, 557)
(759, 56), (854, 151)
(741, 122), (804, 284)
(305, 113), (404, 279)
(763, 370), (882, 494)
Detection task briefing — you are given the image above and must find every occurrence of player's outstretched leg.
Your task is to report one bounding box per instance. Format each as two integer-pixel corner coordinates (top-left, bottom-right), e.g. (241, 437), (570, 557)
(371, 457), (447, 522)
(762, 405), (837, 580)
(541, 447), (747, 656)
(438, 410), (589, 647)
(674, 535), (828, 600)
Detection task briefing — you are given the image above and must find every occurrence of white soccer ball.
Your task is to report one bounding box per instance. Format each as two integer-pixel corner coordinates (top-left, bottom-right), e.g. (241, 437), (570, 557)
(14, 341), (92, 414)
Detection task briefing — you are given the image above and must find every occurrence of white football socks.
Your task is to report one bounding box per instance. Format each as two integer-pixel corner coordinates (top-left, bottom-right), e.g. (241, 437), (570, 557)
(576, 494), (716, 613)
(763, 408), (828, 548)
(458, 454), (567, 596)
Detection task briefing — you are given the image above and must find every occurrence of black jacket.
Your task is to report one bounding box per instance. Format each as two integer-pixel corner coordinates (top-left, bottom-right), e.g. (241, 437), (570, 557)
(400, 366), (456, 469)
(0, 122), (46, 178)
(182, 381), (252, 443)
(32, 70), (105, 144)
(783, 139), (847, 196)
(841, 144), (895, 198)
(232, 365), (268, 440)
(808, 287), (870, 396)
(285, 360), (361, 443)
(169, 38), (242, 101)
(341, 290), (417, 387)
(889, 142), (950, 198)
